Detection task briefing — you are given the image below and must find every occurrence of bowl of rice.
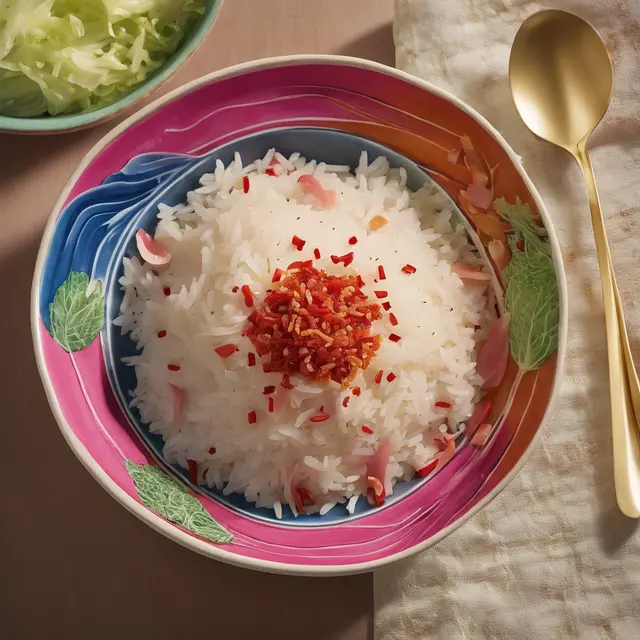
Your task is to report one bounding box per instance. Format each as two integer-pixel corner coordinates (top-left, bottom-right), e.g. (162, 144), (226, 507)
(0, 0), (223, 134)
(32, 55), (567, 575)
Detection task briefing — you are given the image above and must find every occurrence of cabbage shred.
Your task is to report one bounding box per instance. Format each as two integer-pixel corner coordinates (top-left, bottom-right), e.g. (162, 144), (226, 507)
(0, 0), (206, 117)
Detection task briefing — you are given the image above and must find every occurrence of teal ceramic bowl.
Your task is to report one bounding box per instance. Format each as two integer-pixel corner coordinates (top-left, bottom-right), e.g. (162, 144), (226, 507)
(0, 0), (224, 135)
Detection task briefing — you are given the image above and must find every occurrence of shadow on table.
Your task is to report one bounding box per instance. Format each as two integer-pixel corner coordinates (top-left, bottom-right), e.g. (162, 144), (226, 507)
(337, 22), (395, 67)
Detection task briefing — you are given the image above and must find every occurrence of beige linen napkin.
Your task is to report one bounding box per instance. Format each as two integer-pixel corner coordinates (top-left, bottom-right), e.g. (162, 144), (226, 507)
(376, 1), (640, 638)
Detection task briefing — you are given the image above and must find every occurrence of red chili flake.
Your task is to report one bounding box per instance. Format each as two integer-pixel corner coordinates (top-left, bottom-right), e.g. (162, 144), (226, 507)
(361, 426), (374, 434)
(187, 459), (198, 484)
(435, 401), (452, 408)
(241, 284), (254, 308)
(167, 364), (181, 371)
(214, 343), (238, 359)
(374, 290), (388, 299)
(265, 166), (276, 176)
(378, 265), (386, 280)
(352, 387), (361, 396)
(232, 286), (239, 293)
(382, 301), (391, 311)
(272, 268), (284, 283)
(242, 176), (250, 193)
(342, 396), (350, 408)
(247, 352), (256, 367)
(348, 236), (358, 245)
(389, 333), (401, 342)
(330, 252), (354, 267)
(417, 458), (439, 477)
(163, 287), (171, 297)
(310, 412), (330, 423)
(314, 248), (321, 260)
(356, 275), (365, 288)
(208, 447), (216, 455)
(292, 235), (306, 251)
(281, 373), (295, 390)
(374, 370), (383, 384)
(402, 264), (417, 275)
(268, 397), (274, 413)
(389, 313), (398, 326)
(386, 372), (396, 382)
(157, 330), (167, 338)
(263, 385), (276, 395)
(248, 411), (257, 424)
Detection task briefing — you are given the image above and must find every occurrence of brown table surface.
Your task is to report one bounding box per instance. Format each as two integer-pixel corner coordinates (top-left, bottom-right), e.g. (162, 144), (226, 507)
(0, 1), (394, 638)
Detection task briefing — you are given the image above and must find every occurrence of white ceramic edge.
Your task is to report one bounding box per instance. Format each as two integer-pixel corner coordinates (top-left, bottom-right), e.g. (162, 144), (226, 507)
(31, 54), (568, 577)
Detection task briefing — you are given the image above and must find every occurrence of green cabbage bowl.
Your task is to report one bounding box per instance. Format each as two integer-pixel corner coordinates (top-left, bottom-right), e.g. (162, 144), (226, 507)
(0, 0), (223, 135)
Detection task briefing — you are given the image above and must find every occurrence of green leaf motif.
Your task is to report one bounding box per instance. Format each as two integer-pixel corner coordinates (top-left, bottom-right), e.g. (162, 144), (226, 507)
(49, 271), (104, 352)
(124, 461), (234, 544)
(495, 197), (560, 371)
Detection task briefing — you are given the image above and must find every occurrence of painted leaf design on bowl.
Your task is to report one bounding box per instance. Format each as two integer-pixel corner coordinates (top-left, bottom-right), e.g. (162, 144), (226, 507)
(124, 460), (234, 544)
(496, 197), (560, 371)
(49, 271), (103, 352)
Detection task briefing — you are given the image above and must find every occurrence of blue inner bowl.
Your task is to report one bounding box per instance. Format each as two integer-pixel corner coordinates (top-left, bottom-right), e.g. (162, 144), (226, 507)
(97, 128), (474, 526)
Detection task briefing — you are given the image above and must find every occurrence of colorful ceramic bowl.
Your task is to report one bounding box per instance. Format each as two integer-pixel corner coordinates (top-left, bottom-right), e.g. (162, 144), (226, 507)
(32, 56), (567, 575)
(0, 0), (223, 135)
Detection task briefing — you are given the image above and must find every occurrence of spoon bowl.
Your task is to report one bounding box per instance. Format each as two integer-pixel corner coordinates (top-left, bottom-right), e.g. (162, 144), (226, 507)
(510, 10), (613, 152)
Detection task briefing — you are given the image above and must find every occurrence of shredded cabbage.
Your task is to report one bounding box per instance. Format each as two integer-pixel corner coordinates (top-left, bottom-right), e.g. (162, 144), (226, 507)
(0, 0), (206, 117)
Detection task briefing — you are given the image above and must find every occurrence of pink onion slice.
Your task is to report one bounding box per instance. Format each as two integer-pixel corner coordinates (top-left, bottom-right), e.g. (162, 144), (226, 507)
(135, 229), (171, 266)
(477, 313), (511, 389)
(471, 423), (493, 447)
(298, 174), (337, 209)
(465, 399), (492, 438)
(451, 263), (492, 281)
(169, 384), (184, 425)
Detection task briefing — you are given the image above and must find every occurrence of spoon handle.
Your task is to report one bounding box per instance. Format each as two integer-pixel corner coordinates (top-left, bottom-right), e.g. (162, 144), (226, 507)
(576, 145), (640, 518)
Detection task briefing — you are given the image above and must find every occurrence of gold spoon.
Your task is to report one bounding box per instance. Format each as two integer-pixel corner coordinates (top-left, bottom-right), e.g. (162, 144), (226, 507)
(510, 9), (640, 517)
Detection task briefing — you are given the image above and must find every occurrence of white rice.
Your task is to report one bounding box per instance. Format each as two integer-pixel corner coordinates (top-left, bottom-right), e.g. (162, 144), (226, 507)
(116, 149), (492, 517)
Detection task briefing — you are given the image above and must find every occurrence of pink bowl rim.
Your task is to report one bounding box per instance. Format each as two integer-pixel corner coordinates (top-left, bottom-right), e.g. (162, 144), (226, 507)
(31, 54), (568, 577)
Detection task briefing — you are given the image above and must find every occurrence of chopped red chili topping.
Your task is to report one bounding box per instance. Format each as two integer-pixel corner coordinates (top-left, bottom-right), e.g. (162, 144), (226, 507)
(330, 252), (354, 267)
(389, 333), (401, 342)
(352, 387), (361, 396)
(242, 176), (250, 193)
(435, 401), (452, 408)
(342, 396), (350, 408)
(374, 370), (383, 384)
(163, 287), (171, 297)
(294, 487), (315, 513)
(167, 364), (181, 371)
(187, 459), (198, 484)
(389, 313), (398, 326)
(247, 352), (256, 367)
(243, 261), (382, 385)
(402, 264), (417, 275)
(356, 275), (365, 288)
(314, 248), (321, 259)
(281, 373), (295, 390)
(386, 372), (396, 382)
(374, 290), (388, 299)
(232, 286), (239, 293)
(263, 385), (276, 395)
(361, 426), (374, 434)
(241, 284), (254, 308)
(378, 265), (386, 280)
(248, 411), (257, 424)
(208, 447), (216, 455)
(417, 458), (438, 477)
(310, 411), (330, 423)
(348, 236), (358, 245)
(268, 397), (274, 412)
(272, 268), (283, 283)
(214, 343), (238, 359)
(157, 330), (167, 338)
(382, 301), (391, 311)
(292, 235), (306, 251)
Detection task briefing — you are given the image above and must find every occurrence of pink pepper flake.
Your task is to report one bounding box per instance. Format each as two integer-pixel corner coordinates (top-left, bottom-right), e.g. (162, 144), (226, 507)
(310, 411), (330, 423)
(348, 236), (358, 245)
(241, 284), (254, 308)
(378, 265), (386, 280)
(263, 385), (276, 394)
(208, 447), (216, 455)
(361, 426), (374, 435)
(187, 459), (198, 484)
(314, 248), (321, 259)
(389, 313), (398, 326)
(242, 176), (250, 193)
(268, 397), (274, 413)
(374, 370), (383, 384)
(157, 330), (167, 338)
(330, 252), (354, 267)
(248, 411), (257, 424)
(214, 343), (238, 359)
(163, 287), (171, 297)
(402, 264), (417, 275)
(292, 235), (306, 251)
(247, 352), (256, 367)
(389, 333), (401, 342)
(167, 364), (181, 371)
(417, 458), (439, 477)
(374, 290), (388, 299)
(382, 301), (391, 311)
(435, 401), (452, 409)
(352, 387), (361, 396)
(342, 397), (350, 408)
(386, 372), (396, 382)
